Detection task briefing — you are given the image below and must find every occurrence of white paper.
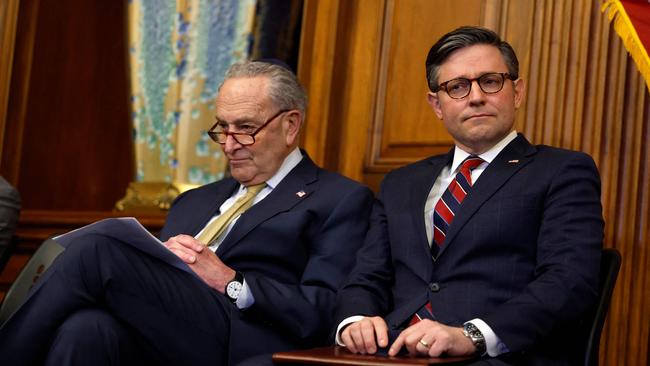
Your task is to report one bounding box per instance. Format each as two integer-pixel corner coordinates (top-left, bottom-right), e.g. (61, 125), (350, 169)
(53, 217), (199, 280)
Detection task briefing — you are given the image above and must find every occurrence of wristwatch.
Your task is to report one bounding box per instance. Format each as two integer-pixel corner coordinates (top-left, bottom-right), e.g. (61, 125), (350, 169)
(225, 271), (244, 303)
(463, 322), (487, 355)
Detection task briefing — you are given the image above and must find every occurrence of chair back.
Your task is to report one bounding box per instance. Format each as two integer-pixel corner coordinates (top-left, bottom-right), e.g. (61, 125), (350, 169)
(584, 247), (621, 366)
(0, 238), (65, 325)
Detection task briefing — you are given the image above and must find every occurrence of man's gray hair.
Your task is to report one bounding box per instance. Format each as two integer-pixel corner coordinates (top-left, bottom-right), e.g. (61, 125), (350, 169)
(222, 61), (307, 115)
(425, 26), (519, 91)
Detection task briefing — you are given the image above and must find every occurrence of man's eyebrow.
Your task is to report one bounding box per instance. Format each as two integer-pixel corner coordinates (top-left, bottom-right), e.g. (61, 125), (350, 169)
(444, 71), (505, 80)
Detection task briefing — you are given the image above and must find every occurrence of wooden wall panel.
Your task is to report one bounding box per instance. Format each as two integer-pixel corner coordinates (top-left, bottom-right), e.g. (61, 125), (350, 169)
(1, 0), (38, 186)
(298, 0), (340, 167)
(331, 1), (385, 181)
(377, 0), (482, 164)
(300, 0), (386, 183)
(1, 0), (133, 211)
(0, 0), (20, 160)
(299, 0), (650, 364)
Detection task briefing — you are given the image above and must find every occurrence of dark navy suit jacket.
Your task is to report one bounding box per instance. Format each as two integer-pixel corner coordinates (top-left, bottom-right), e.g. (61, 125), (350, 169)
(160, 154), (374, 364)
(335, 134), (604, 365)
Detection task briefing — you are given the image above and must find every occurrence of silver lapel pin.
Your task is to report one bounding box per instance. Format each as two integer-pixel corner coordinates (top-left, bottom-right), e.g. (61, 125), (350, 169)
(296, 190), (306, 197)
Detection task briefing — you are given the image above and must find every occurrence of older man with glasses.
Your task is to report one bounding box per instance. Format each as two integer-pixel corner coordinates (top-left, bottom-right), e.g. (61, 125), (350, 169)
(0, 61), (374, 366)
(335, 26), (604, 365)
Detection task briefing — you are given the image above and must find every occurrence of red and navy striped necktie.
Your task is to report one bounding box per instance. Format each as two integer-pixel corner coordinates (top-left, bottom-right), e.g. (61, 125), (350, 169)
(409, 156), (485, 326)
(431, 155), (484, 258)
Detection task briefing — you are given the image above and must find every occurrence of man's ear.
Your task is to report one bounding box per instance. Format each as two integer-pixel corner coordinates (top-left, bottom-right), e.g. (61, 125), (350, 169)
(513, 78), (526, 109)
(283, 110), (302, 146)
(427, 92), (444, 120)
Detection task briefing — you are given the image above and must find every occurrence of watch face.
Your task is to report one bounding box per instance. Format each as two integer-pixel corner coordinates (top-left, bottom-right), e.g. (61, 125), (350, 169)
(226, 281), (243, 299)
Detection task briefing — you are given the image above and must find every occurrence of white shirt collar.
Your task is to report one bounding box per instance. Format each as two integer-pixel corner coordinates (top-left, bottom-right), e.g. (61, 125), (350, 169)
(450, 130), (518, 172)
(266, 147), (303, 189)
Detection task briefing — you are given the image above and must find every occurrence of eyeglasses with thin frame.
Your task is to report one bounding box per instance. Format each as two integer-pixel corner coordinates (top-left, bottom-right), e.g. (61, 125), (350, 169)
(207, 109), (290, 146)
(434, 72), (515, 99)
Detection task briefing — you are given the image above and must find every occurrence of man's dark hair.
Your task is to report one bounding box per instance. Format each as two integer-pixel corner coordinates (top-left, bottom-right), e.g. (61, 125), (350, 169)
(425, 26), (519, 91)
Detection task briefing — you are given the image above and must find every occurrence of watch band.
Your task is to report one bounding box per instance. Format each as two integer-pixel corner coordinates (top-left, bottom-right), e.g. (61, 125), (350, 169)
(463, 322), (487, 355)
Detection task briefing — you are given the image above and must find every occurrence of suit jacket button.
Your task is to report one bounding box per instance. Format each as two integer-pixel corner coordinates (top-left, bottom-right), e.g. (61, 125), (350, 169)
(429, 282), (440, 292)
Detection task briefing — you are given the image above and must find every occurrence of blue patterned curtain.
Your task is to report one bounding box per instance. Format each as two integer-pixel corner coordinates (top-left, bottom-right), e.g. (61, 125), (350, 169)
(128, 0), (256, 187)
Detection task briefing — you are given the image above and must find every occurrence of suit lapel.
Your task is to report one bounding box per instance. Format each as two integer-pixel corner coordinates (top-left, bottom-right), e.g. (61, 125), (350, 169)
(215, 154), (318, 256)
(408, 151), (452, 278)
(438, 134), (536, 257)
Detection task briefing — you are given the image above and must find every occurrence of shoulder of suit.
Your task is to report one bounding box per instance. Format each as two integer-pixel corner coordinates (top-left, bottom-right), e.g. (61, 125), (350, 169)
(384, 154), (444, 179)
(313, 167), (373, 195)
(531, 144), (595, 161)
(517, 145), (599, 178)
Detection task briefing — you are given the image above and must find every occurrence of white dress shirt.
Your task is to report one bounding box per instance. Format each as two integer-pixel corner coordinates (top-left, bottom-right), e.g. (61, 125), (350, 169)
(336, 131), (517, 357)
(194, 148), (303, 309)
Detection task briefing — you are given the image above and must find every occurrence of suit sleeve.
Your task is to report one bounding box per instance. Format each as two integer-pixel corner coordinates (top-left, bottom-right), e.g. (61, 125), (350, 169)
(333, 188), (395, 325)
(243, 184), (374, 341)
(484, 152), (604, 352)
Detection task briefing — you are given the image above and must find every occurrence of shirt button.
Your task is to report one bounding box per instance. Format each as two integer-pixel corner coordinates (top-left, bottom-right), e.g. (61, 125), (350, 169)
(429, 282), (440, 292)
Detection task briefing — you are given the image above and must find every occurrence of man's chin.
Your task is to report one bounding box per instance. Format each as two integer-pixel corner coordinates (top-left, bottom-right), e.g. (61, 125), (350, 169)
(230, 167), (265, 185)
(230, 168), (252, 183)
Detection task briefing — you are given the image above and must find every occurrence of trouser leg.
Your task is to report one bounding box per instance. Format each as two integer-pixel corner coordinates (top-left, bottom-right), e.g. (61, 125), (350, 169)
(0, 234), (232, 366)
(45, 307), (151, 366)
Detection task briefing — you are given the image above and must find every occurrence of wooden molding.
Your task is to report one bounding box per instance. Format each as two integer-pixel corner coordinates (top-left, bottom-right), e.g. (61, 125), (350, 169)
(0, 0), (38, 182)
(297, 0), (341, 167)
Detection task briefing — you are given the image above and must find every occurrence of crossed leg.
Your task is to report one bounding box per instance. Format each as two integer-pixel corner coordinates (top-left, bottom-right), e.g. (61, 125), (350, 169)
(0, 234), (232, 366)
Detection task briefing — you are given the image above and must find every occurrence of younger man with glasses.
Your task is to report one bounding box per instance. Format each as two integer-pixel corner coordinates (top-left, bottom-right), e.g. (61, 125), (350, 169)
(0, 61), (374, 366)
(335, 26), (604, 365)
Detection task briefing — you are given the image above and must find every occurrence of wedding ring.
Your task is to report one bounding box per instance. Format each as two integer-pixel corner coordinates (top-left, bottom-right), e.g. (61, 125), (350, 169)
(419, 339), (430, 348)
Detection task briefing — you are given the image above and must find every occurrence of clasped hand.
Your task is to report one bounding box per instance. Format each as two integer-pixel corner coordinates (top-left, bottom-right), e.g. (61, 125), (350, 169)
(340, 316), (475, 357)
(163, 234), (235, 293)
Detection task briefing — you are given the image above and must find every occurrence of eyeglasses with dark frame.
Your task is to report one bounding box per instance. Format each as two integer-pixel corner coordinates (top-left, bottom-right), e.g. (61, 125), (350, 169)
(207, 109), (290, 146)
(434, 72), (515, 99)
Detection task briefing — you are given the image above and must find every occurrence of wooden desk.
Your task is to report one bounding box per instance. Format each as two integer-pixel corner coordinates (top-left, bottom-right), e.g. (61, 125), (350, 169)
(272, 346), (475, 365)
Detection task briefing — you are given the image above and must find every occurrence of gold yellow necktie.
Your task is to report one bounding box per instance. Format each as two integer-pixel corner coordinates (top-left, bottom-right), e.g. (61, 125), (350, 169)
(196, 183), (266, 245)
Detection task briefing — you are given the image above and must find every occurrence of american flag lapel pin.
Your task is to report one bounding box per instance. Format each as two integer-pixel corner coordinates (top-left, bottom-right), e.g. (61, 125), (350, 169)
(508, 159), (520, 163)
(296, 190), (306, 198)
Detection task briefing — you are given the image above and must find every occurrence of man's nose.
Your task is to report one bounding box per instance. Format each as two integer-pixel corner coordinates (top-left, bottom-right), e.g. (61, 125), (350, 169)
(467, 80), (487, 103)
(222, 134), (242, 153)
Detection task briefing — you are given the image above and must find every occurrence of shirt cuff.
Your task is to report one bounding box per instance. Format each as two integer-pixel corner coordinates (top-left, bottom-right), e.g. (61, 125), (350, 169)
(235, 278), (255, 309)
(335, 315), (365, 345)
(465, 318), (510, 357)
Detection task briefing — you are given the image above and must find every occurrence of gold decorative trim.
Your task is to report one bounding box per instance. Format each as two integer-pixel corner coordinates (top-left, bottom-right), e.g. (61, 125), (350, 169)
(114, 182), (199, 212)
